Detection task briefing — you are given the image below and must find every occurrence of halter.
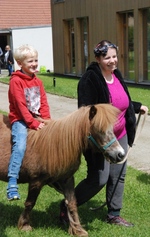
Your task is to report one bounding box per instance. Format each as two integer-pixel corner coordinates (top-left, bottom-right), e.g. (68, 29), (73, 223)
(87, 133), (117, 152)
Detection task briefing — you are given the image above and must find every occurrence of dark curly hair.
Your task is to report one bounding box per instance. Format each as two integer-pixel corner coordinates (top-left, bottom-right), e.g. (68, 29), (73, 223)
(94, 40), (118, 57)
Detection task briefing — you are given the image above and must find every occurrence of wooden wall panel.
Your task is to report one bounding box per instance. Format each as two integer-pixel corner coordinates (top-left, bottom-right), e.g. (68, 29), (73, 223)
(51, 0), (150, 79)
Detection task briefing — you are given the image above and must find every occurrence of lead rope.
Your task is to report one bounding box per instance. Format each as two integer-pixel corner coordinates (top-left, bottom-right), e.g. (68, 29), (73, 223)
(117, 110), (148, 165)
(89, 111), (148, 211)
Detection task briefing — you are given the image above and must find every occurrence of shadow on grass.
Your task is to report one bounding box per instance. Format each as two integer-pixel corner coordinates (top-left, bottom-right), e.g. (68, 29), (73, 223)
(0, 201), (68, 235)
(136, 172), (150, 184)
(0, 199), (107, 235)
(77, 200), (107, 231)
(46, 199), (108, 232)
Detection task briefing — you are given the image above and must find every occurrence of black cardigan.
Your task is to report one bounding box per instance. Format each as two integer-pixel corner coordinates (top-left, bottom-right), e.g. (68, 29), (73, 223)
(6, 50), (14, 64)
(77, 62), (142, 146)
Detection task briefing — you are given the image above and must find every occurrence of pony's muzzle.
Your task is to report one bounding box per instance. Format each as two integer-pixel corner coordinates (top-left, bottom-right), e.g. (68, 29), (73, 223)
(116, 150), (125, 162)
(105, 147), (125, 164)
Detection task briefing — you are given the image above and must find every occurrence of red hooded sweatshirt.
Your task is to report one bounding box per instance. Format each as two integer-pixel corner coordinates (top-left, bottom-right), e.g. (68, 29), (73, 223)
(8, 70), (51, 129)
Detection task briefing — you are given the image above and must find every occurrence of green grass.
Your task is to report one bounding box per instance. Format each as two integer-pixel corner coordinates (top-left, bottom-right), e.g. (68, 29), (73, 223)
(39, 73), (79, 98)
(0, 161), (149, 237)
(0, 73), (79, 99)
(0, 73), (150, 236)
(0, 110), (8, 115)
(127, 86), (150, 110)
(0, 72), (149, 110)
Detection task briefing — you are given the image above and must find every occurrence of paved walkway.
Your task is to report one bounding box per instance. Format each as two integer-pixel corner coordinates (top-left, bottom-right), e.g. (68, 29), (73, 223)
(0, 81), (150, 174)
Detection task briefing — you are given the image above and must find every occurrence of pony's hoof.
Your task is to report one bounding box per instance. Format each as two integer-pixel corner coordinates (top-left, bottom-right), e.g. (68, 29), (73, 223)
(68, 226), (88, 237)
(20, 225), (32, 231)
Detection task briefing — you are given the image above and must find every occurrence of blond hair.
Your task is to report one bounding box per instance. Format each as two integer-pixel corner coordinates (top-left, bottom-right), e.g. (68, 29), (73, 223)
(14, 44), (38, 62)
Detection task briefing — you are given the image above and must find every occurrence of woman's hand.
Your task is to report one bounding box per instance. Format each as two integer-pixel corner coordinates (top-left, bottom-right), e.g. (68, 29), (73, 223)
(140, 105), (149, 114)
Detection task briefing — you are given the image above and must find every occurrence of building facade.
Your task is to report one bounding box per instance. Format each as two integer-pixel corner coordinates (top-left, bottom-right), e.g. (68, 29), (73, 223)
(0, 0), (53, 72)
(51, 0), (150, 84)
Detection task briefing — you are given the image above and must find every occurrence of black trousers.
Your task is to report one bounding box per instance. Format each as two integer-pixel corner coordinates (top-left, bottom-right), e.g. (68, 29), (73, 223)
(75, 135), (128, 213)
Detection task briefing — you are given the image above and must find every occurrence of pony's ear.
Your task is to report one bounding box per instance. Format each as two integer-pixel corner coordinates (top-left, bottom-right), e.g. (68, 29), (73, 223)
(89, 105), (97, 121)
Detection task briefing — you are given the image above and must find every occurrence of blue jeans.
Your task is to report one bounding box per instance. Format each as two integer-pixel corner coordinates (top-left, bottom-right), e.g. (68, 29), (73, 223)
(8, 121), (27, 179)
(7, 63), (13, 75)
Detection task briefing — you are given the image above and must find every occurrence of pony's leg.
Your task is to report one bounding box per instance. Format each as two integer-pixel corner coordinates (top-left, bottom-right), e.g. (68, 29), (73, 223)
(18, 180), (43, 231)
(60, 176), (88, 237)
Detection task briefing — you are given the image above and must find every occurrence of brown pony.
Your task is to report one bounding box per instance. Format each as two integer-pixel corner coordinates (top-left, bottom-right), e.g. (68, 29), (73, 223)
(0, 104), (125, 237)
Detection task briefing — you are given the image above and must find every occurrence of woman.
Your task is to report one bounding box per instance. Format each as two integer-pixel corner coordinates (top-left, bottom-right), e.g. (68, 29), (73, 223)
(60, 40), (148, 226)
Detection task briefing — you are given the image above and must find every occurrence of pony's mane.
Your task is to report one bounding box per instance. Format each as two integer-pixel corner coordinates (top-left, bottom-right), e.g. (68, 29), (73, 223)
(27, 104), (118, 176)
(27, 106), (91, 176)
(91, 104), (119, 132)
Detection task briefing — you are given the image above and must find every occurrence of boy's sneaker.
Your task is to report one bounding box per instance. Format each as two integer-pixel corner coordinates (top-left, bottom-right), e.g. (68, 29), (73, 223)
(7, 185), (20, 201)
(106, 215), (134, 227)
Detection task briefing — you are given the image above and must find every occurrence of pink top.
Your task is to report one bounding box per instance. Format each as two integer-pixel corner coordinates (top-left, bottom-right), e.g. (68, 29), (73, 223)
(106, 73), (129, 140)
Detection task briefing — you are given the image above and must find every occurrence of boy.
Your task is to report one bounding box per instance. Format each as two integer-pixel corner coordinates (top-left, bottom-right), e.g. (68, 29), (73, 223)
(7, 44), (51, 201)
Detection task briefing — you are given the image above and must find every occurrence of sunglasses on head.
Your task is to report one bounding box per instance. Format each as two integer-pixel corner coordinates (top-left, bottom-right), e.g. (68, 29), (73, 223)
(94, 44), (118, 56)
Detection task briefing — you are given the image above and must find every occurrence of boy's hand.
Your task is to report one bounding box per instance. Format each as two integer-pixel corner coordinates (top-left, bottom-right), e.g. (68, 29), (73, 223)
(36, 122), (45, 130)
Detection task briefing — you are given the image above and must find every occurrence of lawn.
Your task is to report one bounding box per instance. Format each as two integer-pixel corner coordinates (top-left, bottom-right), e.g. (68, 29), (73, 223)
(0, 73), (150, 236)
(0, 162), (149, 237)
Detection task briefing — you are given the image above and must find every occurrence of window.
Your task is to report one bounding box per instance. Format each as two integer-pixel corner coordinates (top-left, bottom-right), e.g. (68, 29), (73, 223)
(63, 19), (75, 74)
(53, 0), (64, 3)
(123, 12), (134, 81)
(118, 9), (150, 83)
(143, 8), (150, 81)
(117, 11), (135, 81)
(77, 17), (89, 72)
(70, 20), (75, 73)
(83, 18), (89, 70)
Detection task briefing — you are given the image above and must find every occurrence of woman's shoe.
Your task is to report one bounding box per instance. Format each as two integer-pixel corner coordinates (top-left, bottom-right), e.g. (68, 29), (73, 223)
(106, 215), (134, 227)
